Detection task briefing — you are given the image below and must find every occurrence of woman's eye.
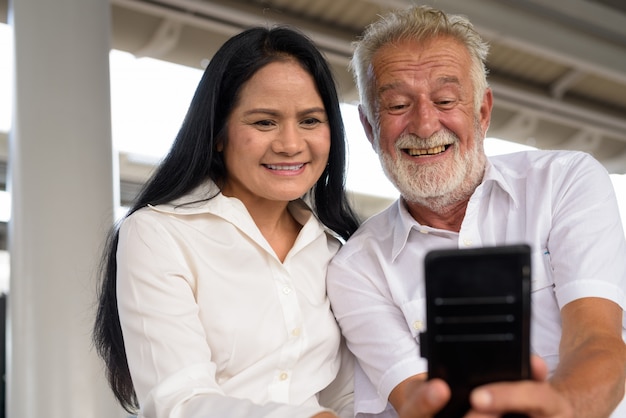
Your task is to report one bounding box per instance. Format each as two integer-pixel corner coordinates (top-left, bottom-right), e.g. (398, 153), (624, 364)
(301, 117), (322, 128)
(253, 120), (276, 128)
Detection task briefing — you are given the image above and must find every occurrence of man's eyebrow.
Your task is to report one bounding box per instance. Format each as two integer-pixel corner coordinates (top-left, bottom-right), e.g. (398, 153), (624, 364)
(435, 76), (461, 87)
(377, 81), (402, 95)
(377, 76), (461, 95)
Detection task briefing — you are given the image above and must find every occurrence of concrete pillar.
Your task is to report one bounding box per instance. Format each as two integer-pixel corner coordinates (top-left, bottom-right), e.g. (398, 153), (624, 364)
(7, 0), (126, 416)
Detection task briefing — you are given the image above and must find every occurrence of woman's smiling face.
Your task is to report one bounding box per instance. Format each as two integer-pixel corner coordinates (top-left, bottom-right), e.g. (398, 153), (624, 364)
(219, 59), (330, 205)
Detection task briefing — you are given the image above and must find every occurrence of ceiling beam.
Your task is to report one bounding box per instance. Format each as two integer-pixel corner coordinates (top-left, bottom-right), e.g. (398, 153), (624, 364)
(490, 80), (626, 143)
(112, 0), (355, 62)
(134, 18), (183, 58)
(419, 0), (626, 86)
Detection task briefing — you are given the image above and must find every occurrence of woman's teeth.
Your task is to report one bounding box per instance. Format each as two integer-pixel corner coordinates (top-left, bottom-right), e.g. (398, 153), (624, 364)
(265, 164), (304, 171)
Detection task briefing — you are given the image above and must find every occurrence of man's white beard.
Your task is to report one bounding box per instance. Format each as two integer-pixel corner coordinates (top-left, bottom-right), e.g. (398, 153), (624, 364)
(376, 122), (487, 213)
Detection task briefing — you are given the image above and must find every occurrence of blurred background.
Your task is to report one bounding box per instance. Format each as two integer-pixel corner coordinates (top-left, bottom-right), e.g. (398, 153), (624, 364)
(0, 0), (625, 416)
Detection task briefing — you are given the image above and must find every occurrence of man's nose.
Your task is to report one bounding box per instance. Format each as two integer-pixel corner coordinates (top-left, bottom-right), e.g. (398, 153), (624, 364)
(408, 102), (440, 139)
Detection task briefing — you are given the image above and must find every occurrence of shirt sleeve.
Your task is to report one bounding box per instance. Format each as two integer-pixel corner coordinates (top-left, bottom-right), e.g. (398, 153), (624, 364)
(116, 212), (331, 418)
(547, 153), (626, 308)
(317, 337), (355, 418)
(327, 239), (425, 415)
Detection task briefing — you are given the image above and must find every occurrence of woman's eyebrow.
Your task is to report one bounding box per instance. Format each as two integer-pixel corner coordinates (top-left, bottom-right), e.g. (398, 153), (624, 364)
(243, 107), (326, 117)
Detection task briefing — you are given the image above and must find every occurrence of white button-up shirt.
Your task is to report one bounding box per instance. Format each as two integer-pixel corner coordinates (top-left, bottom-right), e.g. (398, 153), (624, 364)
(327, 150), (626, 417)
(117, 182), (354, 418)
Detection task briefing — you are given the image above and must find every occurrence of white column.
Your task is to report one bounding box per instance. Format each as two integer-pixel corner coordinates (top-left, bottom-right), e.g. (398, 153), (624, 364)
(7, 0), (126, 416)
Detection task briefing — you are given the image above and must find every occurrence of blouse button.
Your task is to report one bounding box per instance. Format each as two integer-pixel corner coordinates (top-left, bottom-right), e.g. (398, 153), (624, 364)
(291, 328), (301, 337)
(463, 238), (473, 247)
(412, 320), (424, 331)
(279, 372), (289, 381)
(282, 286), (292, 295)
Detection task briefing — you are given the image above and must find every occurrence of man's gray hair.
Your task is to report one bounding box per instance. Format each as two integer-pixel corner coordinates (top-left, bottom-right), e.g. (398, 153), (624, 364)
(351, 5), (490, 122)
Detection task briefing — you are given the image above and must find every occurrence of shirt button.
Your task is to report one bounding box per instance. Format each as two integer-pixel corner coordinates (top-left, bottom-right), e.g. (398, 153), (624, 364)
(282, 286), (291, 295)
(463, 238), (473, 247)
(279, 372), (289, 381)
(419, 229), (429, 234)
(413, 320), (424, 331)
(291, 328), (301, 337)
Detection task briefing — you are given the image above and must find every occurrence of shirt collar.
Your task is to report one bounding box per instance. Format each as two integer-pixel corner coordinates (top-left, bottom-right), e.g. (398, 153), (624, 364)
(147, 180), (339, 244)
(481, 157), (520, 208)
(148, 180), (312, 217)
(391, 199), (419, 261)
(147, 180), (222, 215)
(389, 157), (518, 260)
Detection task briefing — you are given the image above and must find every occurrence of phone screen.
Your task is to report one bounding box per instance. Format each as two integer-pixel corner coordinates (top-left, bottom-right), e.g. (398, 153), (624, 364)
(420, 244), (532, 418)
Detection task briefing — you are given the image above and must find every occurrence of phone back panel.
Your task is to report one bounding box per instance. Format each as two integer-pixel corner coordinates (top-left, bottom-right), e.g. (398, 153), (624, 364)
(422, 245), (532, 418)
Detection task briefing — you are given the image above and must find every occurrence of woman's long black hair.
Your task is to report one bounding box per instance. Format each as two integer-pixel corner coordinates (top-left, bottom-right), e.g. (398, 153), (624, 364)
(93, 25), (360, 413)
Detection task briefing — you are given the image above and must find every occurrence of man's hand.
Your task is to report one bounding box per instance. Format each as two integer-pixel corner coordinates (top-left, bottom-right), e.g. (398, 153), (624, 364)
(466, 356), (574, 418)
(465, 298), (625, 418)
(312, 412), (339, 418)
(395, 357), (574, 418)
(392, 375), (451, 418)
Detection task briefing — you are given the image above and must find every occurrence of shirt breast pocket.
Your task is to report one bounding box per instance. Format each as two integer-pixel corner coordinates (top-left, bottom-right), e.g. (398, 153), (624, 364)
(531, 248), (555, 292)
(400, 298), (427, 340)
(529, 248), (561, 363)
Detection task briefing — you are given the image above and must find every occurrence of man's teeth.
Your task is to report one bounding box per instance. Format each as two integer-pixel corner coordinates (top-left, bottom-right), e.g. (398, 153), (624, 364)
(266, 164), (303, 171)
(407, 145), (446, 156)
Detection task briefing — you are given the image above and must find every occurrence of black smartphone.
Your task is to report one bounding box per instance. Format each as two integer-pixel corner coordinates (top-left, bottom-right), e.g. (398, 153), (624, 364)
(419, 245), (531, 418)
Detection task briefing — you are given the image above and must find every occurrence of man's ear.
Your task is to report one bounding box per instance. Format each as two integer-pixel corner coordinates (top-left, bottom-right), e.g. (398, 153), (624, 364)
(479, 88), (494, 135)
(358, 104), (376, 151)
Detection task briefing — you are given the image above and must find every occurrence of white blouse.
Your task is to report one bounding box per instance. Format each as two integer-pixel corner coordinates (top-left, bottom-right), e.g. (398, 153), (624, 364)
(116, 182), (354, 418)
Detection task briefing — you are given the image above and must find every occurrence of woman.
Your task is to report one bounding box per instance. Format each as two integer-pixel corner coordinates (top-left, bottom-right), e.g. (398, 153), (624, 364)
(93, 26), (360, 418)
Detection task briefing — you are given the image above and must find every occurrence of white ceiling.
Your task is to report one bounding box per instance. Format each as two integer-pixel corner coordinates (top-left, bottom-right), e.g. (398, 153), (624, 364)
(1, 0), (626, 219)
(103, 0), (626, 174)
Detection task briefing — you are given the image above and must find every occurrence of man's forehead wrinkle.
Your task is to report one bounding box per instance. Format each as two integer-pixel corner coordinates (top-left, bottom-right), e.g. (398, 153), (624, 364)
(377, 75), (461, 96)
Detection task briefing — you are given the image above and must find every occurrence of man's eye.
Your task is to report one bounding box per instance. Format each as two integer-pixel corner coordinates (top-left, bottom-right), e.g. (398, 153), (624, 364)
(387, 103), (408, 113)
(435, 98), (456, 107)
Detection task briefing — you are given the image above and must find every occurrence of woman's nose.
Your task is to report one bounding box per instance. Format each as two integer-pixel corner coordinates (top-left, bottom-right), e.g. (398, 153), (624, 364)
(272, 124), (303, 155)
